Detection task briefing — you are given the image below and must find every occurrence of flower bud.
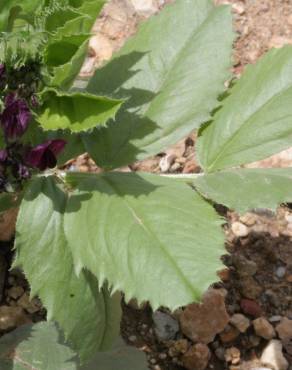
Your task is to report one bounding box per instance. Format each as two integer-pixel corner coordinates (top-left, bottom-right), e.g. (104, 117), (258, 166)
(0, 93), (32, 140)
(25, 140), (66, 171)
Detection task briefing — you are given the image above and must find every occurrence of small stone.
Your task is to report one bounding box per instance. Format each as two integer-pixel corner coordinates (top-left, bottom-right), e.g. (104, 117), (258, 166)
(224, 347), (241, 365)
(215, 347), (225, 361)
(231, 222), (249, 237)
(8, 286), (24, 300)
(261, 340), (288, 370)
(230, 314), (250, 333)
(276, 318), (292, 341)
(286, 275), (292, 283)
(233, 254), (258, 276)
(152, 311), (179, 341)
(182, 343), (210, 370)
(269, 316), (283, 323)
(253, 318), (275, 340)
(248, 334), (261, 347)
(240, 276), (263, 299)
(0, 306), (30, 331)
(180, 289), (229, 344)
(159, 353), (167, 360)
(131, 0), (158, 16)
(217, 268), (230, 282)
(241, 299), (262, 318)
(239, 213), (257, 226)
(169, 162), (181, 173)
(220, 325), (240, 343)
(232, 3), (245, 14)
(275, 266), (286, 279)
(128, 335), (137, 342)
(169, 339), (189, 356)
(17, 293), (40, 314)
(159, 154), (176, 173)
(182, 159), (199, 174)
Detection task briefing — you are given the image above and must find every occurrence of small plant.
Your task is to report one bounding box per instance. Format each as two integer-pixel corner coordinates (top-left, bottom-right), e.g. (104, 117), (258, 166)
(0, 0), (292, 368)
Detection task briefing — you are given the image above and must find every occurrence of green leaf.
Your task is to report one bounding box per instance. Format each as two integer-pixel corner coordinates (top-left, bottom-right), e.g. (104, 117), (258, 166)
(0, 0), (41, 32)
(49, 40), (89, 89)
(44, 7), (82, 33)
(193, 168), (292, 213)
(44, 34), (90, 89)
(76, 0), (105, 20)
(45, 34), (89, 67)
(53, 15), (93, 38)
(37, 89), (123, 132)
(14, 177), (121, 362)
(197, 46), (292, 172)
(0, 30), (46, 68)
(64, 172), (224, 310)
(0, 322), (77, 370)
(82, 338), (149, 370)
(57, 0), (105, 37)
(84, 0), (234, 169)
(43, 1), (105, 89)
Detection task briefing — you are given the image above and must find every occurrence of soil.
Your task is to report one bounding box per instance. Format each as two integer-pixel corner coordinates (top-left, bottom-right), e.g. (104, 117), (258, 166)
(0, 1), (292, 370)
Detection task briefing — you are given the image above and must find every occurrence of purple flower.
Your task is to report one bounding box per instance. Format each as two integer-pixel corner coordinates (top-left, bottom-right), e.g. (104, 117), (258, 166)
(0, 149), (7, 163)
(0, 93), (32, 140)
(25, 140), (66, 171)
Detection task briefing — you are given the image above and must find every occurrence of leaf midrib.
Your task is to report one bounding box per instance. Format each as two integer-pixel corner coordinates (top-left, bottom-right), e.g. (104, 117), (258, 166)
(103, 176), (199, 300)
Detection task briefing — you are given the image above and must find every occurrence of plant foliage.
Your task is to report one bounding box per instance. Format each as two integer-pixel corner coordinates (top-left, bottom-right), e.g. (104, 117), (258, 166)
(0, 0), (291, 367)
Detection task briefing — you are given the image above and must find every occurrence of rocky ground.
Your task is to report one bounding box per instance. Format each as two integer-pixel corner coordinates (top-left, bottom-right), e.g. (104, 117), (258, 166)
(0, 1), (292, 369)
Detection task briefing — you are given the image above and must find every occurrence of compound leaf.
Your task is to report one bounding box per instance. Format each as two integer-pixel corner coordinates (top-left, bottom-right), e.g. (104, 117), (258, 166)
(64, 172), (225, 310)
(194, 168), (292, 213)
(14, 177), (121, 362)
(84, 0), (234, 169)
(37, 89), (123, 132)
(198, 46), (292, 172)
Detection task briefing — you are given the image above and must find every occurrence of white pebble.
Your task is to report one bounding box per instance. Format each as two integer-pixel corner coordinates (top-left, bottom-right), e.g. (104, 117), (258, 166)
(275, 266), (286, 279)
(231, 222), (249, 237)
